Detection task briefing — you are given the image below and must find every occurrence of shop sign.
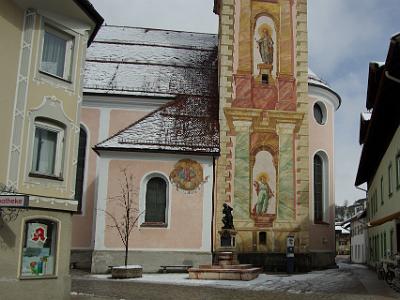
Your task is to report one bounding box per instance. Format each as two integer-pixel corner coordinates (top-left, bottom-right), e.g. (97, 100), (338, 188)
(0, 195), (28, 208)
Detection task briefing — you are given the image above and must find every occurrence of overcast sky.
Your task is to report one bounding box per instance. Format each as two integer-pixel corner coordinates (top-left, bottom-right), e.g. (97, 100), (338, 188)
(90, 0), (400, 206)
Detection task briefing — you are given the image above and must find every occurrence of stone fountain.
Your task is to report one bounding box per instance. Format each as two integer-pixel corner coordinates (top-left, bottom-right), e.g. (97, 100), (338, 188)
(188, 204), (261, 281)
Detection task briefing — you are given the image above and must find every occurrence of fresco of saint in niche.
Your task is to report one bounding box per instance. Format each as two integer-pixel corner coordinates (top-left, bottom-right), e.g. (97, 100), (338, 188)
(251, 151), (276, 216)
(252, 172), (274, 215)
(256, 24), (274, 65)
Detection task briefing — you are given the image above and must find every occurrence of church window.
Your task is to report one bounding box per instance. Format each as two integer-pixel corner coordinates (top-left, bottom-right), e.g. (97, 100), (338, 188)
(143, 176), (168, 226)
(313, 102), (327, 125)
(314, 152), (328, 223)
(75, 126), (87, 213)
(259, 232), (267, 245)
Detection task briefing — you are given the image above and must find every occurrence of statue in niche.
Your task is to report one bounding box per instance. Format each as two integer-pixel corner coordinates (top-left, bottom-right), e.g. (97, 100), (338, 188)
(252, 172), (274, 215)
(222, 203), (234, 229)
(257, 25), (274, 65)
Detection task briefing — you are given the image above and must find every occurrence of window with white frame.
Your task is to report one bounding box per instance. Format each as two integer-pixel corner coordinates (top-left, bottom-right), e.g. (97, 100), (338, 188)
(20, 219), (58, 278)
(31, 118), (65, 178)
(40, 24), (74, 81)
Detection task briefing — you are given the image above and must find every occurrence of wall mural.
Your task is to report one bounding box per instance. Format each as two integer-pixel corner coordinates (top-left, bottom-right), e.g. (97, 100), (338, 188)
(169, 159), (205, 193)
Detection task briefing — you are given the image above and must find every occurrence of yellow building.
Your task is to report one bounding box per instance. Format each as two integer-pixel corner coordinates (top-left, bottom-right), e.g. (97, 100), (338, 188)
(0, 0), (102, 299)
(356, 33), (400, 267)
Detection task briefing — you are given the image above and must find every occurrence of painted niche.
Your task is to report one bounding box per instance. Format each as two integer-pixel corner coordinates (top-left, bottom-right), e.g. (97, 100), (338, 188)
(169, 159), (205, 193)
(253, 15), (277, 83)
(251, 151), (277, 227)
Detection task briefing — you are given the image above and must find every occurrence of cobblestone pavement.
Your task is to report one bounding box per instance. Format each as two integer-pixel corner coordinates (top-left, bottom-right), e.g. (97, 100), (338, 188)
(71, 259), (400, 300)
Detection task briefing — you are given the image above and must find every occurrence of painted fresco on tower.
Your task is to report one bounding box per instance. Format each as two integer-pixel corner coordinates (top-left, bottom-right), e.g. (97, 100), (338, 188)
(253, 16), (277, 82)
(251, 151), (277, 224)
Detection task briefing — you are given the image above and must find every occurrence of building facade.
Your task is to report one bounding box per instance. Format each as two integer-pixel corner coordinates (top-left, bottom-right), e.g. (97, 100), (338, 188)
(356, 33), (400, 268)
(350, 211), (367, 264)
(0, 0), (102, 299)
(71, 0), (341, 272)
(71, 26), (219, 272)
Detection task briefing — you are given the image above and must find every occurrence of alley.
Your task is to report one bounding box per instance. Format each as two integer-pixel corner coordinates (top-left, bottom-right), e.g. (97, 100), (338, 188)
(71, 259), (400, 300)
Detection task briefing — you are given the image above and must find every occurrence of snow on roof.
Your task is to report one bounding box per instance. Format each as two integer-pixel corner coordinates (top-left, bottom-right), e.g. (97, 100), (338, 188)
(335, 226), (350, 235)
(371, 61), (385, 67)
(95, 95), (219, 154)
(84, 25), (218, 97)
(307, 67), (331, 89)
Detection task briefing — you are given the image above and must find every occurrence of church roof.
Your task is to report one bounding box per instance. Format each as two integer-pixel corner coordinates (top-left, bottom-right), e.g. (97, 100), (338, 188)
(83, 25), (218, 97)
(94, 94), (219, 154)
(90, 26), (219, 155)
(308, 68), (342, 108)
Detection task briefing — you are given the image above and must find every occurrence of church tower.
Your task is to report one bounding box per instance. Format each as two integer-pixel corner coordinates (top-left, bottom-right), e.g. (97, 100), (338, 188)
(213, 0), (322, 270)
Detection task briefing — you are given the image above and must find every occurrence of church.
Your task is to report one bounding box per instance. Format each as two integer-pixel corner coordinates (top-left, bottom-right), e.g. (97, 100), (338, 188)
(71, 0), (341, 272)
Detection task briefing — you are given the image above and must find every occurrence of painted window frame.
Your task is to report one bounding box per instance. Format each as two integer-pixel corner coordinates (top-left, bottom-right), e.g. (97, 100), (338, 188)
(29, 118), (65, 180)
(20, 218), (59, 279)
(139, 173), (170, 228)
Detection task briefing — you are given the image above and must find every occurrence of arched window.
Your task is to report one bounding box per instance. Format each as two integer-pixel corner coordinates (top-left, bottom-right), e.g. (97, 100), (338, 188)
(144, 177), (168, 226)
(74, 126), (87, 213)
(314, 152), (328, 223)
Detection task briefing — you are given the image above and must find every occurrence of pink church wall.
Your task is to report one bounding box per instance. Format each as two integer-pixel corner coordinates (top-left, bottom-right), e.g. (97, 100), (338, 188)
(104, 159), (204, 250)
(308, 96), (336, 252)
(71, 107), (100, 249)
(71, 107), (152, 249)
(109, 109), (149, 136)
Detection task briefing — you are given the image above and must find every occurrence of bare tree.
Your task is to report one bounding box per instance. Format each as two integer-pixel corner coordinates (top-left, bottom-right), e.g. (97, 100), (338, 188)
(101, 169), (143, 267)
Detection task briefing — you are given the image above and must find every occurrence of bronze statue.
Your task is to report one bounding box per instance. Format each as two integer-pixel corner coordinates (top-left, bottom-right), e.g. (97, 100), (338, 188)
(222, 203), (234, 229)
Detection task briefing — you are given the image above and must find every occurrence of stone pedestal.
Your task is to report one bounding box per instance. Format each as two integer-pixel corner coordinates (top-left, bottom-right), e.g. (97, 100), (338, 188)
(111, 265), (143, 279)
(188, 228), (262, 281)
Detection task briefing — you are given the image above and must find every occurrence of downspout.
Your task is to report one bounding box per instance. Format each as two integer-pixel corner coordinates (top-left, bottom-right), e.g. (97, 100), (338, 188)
(385, 71), (400, 84)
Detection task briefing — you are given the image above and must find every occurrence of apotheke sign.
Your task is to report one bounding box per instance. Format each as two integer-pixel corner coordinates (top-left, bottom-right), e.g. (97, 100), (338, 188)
(0, 195), (29, 208)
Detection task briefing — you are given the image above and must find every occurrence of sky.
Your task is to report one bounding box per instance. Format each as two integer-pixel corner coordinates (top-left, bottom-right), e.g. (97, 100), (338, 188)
(90, 0), (400, 206)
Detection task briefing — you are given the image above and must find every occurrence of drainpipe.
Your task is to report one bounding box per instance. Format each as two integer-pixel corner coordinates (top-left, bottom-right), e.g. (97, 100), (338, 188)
(385, 71), (400, 84)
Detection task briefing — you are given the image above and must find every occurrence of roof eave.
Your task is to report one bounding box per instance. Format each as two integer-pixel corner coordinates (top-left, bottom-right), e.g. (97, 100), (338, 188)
(73, 0), (104, 46)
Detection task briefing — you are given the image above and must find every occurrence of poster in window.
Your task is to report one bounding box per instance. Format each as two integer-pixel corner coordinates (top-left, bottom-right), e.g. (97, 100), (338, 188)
(21, 221), (55, 277)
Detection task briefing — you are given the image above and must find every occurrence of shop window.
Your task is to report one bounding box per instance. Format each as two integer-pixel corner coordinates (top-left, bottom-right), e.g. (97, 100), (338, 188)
(143, 176), (168, 226)
(74, 126), (87, 213)
(30, 118), (65, 179)
(40, 24), (74, 81)
(21, 219), (57, 278)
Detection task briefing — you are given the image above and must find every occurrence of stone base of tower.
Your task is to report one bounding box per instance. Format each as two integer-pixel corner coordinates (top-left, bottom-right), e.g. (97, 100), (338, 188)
(236, 251), (336, 273)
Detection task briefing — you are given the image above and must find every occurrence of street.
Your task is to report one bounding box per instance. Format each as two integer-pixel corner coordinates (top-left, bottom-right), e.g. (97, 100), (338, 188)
(71, 257), (400, 300)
